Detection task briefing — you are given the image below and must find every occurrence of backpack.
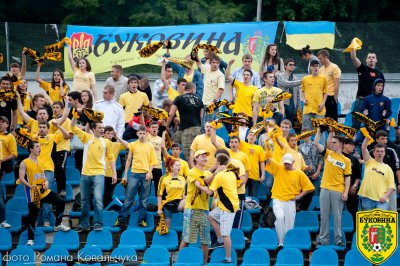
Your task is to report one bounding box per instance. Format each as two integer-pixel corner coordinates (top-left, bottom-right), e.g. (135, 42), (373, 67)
(244, 197), (260, 210)
(261, 206), (276, 228)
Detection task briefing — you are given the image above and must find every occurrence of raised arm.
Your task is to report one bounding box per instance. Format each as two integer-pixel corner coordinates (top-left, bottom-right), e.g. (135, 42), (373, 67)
(52, 121), (71, 139)
(67, 46), (76, 72)
(16, 93), (31, 124)
(35, 64), (44, 84)
(313, 128), (325, 153)
(350, 49), (361, 69)
(210, 127), (223, 149)
(361, 134), (371, 163)
(115, 131), (129, 149)
(225, 59), (235, 83)
(20, 51), (26, 78)
(252, 102), (260, 126)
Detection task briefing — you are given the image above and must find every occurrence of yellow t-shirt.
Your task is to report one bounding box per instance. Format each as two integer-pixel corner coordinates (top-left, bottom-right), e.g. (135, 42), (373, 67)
(301, 75), (328, 115)
(23, 158), (51, 202)
(0, 132), (18, 158)
(185, 167), (212, 210)
(18, 92), (32, 125)
(229, 158), (246, 195)
(252, 86), (282, 112)
(321, 149), (352, 193)
(319, 63), (341, 96)
(72, 126), (114, 176)
(282, 145), (307, 171)
(147, 133), (162, 169)
(229, 149), (250, 172)
(190, 134), (226, 170)
(105, 142), (125, 177)
(37, 134), (64, 171)
(209, 170), (239, 212)
(183, 71), (194, 83)
(128, 140), (158, 174)
(239, 141), (266, 180)
(272, 135), (288, 164)
(358, 158), (395, 202)
(49, 118), (72, 152)
(39, 81), (70, 103)
(158, 173), (186, 206)
(72, 69), (95, 92)
(232, 79), (257, 116)
(167, 87), (180, 101)
(266, 159), (314, 201)
(27, 118), (58, 138)
(200, 64), (225, 106)
(119, 91), (150, 123)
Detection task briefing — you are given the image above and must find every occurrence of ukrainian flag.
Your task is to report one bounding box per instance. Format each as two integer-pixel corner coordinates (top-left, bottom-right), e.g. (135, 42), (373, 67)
(285, 21), (335, 50)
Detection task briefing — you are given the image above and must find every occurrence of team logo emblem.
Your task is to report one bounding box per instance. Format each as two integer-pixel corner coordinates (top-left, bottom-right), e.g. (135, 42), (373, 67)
(70, 32), (94, 58)
(357, 209), (397, 264)
(242, 31), (270, 64)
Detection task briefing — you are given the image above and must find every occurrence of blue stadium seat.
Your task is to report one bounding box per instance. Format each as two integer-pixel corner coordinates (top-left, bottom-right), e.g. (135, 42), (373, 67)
(17, 229), (46, 251)
(36, 212), (55, 233)
(344, 101), (356, 127)
(6, 197), (28, 217)
(285, 228), (311, 251)
(116, 155), (122, 171)
(7, 247), (36, 266)
(104, 197), (123, 211)
(240, 211), (253, 233)
(241, 247), (270, 266)
(310, 248), (338, 266)
(317, 229), (346, 251)
(13, 184), (26, 198)
(143, 246), (170, 266)
(112, 183), (125, 201)
(231, 228), (245, 251)
(381, 249), (400, 266)
(118, 229), (146, 250)
(150, 181), (156, 197)
(69, 209), (94, 218)
(66, 167), (80, 187)
(151, 228), (179, 251)
(216, 126), (230, 144)
(329, 211), (354, 233)
(85, 229), (113, 251)
(76, 246), (102, 266)
(256, 184), (267, 202)
(344, 249), (372, 266)
(275, 247), (304, 266)
(0, 183), (5, 201)
(250, 228), (278, 250)
(5, 210), (22, 233)
(174, 246), (203, 266)
(42, 246), (69, 266)
(127, 212), (155, 233)
(294, 211), (319, 233)
(351, 232), (356, 250)
(110, 247), (137, 263)
(52, 230), (80, 251)
(208, 248), (237, 266)
(147, 196), (158, 216)
(17, 145), (29, 158)
(170, 212), (184, 233)
(308, 196), (320, 215)
(0, 228), (12, 251)
(66, 153), (75, 167)
(244, 196), (261, 215)
(102, 211), (120, 233)
(1, 171), (15, 187)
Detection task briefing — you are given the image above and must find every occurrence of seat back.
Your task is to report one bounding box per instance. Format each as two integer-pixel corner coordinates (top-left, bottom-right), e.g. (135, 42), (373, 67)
(276, 248), (303, 265)
(152, 229), (178, 250)
(344, 249), (372, 266)
(311, 248), (338, 265)
(43, 247), (69, 263)
(53, 230), (80, 251)
(119, 229), (146, 250)
(210, 248), (237, 264)
(143, 246), (170, 264)
(242, 247), (270, 264)
(8, 247), (35, 264)
(110, 246), (137, 262)
(0, 228), (12, 251)
(176, 246), (203, 264)
(86, 229), (113, 251)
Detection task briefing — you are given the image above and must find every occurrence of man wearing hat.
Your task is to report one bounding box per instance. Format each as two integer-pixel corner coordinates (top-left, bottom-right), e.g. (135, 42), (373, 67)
(265, 152), (314, 250)
(300, 60), (328, 131)
(179, 150), (212, 266)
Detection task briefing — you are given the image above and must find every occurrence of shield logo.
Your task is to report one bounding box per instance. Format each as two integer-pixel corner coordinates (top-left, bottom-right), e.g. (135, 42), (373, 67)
(357, 209), (398, 264)
(70, 32), (94, 59)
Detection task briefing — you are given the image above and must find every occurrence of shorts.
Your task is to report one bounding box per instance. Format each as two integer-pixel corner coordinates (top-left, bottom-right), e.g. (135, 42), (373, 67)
(163, 205), (179, 219)
(209, 207), (236, 236)
(182, 209), (210, 245)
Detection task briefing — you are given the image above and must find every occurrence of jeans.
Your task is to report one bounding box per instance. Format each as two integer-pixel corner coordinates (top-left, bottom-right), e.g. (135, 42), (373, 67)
(118, 173), (151, 223)
(79, 174), (105, 228)
(37, 171), (55, 226)
(265, 171), (274, 205)
(0, 185), (5, 223)
(361, 197), (389, 211)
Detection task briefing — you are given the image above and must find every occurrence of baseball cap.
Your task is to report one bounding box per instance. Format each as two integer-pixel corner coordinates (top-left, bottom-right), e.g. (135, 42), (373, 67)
(0, 116), (9, 123)
(310, 59), (320, 66)
(282, 153), (295, 164)
(194, 150), (210, 158)
(344, 138), (355, 145)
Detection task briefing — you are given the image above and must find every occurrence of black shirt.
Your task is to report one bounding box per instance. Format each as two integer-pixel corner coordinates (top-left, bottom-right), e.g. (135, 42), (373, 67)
(27, 105), (53, 120)
(356, 63), (385, 98)
(343, 152), (362, 185)
(173, 93), (203, 131)
(0, 99), (17, 124)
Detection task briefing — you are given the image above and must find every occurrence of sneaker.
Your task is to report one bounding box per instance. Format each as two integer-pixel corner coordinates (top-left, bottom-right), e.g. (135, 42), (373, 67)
(139, 220), (148, 227)
(0, 221), (11, 228)
(75, 225), (90, 233)
(59, 190), (67, 197)
(54, 224), (71, 232)
(94, 224), (103, 231)
(209, 241), (224, 250)
(26, 240), (34, 246)
(221, 259), (232, 264)
(277, 244), (284, 251)
(336, 241), (345, 247)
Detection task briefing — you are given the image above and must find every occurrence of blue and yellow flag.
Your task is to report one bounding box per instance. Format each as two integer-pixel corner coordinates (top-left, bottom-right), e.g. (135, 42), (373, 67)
(284, 21), (335, 50)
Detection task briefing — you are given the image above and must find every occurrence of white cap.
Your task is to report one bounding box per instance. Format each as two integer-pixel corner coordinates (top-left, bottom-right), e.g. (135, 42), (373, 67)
(282, 153), (295, 164)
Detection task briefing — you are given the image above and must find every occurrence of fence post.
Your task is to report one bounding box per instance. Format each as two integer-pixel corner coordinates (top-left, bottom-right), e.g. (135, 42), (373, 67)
(5, 22), (9, 68)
